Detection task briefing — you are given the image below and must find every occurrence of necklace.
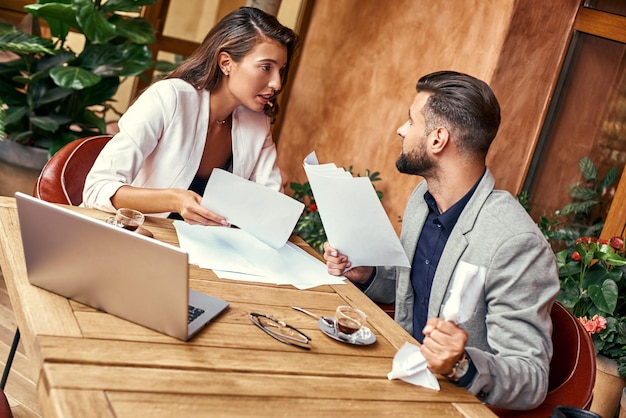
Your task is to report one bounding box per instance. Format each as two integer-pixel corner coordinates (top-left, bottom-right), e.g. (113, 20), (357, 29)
(214, 114), (231, 125)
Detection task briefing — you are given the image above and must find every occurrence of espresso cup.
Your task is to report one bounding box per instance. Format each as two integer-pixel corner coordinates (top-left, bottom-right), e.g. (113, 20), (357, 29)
(335, 306), (367, 339)
(106, 208), (145, 231)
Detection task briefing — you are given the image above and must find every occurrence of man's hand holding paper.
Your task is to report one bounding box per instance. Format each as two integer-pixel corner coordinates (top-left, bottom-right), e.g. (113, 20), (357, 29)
(303, 152), (409, 268)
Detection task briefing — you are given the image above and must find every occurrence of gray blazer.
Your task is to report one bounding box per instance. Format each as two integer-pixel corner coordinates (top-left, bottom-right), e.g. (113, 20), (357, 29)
(365, 169), (559, 409)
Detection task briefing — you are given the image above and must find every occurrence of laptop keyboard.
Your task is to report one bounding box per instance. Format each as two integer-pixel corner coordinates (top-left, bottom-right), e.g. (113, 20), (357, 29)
(188, 305), (205, 324)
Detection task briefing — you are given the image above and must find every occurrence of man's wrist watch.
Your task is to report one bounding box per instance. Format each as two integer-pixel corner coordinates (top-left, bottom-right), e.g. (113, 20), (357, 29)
(446, 353), (470, 382)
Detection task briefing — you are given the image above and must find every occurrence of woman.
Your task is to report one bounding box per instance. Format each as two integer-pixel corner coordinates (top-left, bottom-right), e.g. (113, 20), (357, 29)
(83, 7), (299, 226)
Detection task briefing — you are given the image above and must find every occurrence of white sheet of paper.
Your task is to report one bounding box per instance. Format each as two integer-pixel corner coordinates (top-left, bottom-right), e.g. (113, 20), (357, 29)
(173, 221), (262, 274)
(201, 169), (304, 249)
(212, 270), (293, 286)
(303, 152), (410, 268)
(174, 221), (345, 290)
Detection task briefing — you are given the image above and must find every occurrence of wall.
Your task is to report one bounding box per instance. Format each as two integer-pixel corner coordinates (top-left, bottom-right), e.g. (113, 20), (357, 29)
(276, 0), (580, 232)
(488, 0), (580, 193)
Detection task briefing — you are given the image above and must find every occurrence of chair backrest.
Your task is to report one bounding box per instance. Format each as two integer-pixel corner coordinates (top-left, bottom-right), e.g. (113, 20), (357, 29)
(489, 301), (596, 417)
(33, 135), (112, 205)
(0, 389), (13, 418)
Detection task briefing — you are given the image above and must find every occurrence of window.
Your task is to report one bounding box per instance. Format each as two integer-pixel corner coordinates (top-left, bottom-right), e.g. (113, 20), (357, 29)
(523, 2), (626, 232)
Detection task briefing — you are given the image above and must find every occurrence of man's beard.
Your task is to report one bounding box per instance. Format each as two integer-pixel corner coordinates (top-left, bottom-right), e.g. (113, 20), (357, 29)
(395, 143), (434, 176)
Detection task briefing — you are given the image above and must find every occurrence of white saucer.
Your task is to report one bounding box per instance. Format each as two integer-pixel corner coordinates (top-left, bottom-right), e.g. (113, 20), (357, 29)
(318, 318), (376, 345)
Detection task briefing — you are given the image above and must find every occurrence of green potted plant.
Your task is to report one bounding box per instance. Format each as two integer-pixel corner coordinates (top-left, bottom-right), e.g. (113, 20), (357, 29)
(557, 236), (626, 371)
(0, 0), (157, 159)
(523, 156), (624, 417)
(556, 235), (626, 418)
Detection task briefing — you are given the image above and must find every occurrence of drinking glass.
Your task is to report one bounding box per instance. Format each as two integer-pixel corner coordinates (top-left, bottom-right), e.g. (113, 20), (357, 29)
(106, 208), (144, 231)
(335, 306), (367, 339)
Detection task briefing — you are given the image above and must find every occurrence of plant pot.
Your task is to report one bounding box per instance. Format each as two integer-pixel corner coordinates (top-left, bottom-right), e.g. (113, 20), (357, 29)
(591, 355), (626, 418)
(0, 140), (48, 171)
(0, 140), (45, 197)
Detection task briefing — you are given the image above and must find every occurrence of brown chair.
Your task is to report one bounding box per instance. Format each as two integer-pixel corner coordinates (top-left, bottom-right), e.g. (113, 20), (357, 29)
(377, 303), (395, 319)
(33, 134), (113, 205)
(0, 389), (12, 418)
(489, 301), (596, 417)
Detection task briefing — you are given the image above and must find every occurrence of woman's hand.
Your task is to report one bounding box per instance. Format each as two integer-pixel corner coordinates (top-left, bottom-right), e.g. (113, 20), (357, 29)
(111, 186), (229, 226)
(174, 189), (229, 226)
(323, 242), (373, 283)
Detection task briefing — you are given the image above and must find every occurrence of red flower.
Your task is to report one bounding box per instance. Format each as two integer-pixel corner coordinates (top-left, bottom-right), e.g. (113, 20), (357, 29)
(576, 236), (597, 245)
(572, 251), (581, 261)
(309, 203), (317, 212)
(609, 236), (625, 253)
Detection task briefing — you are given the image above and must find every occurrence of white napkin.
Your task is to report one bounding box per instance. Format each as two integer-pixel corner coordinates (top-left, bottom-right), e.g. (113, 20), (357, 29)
(387, 261), (485, 389)
(387, 342), (440, 390)
(441, 260), (486, 324)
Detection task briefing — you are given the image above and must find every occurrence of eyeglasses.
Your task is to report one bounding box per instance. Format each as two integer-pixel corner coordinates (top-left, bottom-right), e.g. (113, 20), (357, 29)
(249, 312), (311, 350)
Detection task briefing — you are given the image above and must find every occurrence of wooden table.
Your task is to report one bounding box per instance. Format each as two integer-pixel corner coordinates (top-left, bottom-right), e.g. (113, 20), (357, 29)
(0, 196), (495, 417)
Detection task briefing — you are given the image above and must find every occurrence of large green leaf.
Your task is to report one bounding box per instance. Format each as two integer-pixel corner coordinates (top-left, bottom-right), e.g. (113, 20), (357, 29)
(78, 43), (152, 77)
(37, 51), (75, 73)
(110, 16), (156, 44)
(73, 76), (119, 108)
(0, 30), (56, 55)
(578, 156), (597, 182)
(556, 200), (597, 216)
(568, 185), (598, 200)
(555, 249), (569, 268)
(74, 108), (106, 133)
(76, 43), (126, 76)
(10, 130), (35, 143)
(4, 106), (28, 125)
(36, 87), (73, 106)
(50, 66), (101, 90)
(582, 265), (612, 289)
(0, 21), (13, 33)
(557, 277), (582, 309)
(588, 279), (618, 314)
(598, 166), (617, 192)
(74, 0), (117, 43)
(25, 3), (77, 41)
(30, 115), (61, 132)
(115, 44), (153, 76)
(101, 0), (159, 13)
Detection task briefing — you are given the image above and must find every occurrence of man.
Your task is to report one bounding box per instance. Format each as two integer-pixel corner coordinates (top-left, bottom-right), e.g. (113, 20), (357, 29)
(324, 71), (559, 410)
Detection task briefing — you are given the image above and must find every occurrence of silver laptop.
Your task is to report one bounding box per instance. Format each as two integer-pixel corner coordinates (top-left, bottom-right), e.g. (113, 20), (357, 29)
(15, 192), (228, 341)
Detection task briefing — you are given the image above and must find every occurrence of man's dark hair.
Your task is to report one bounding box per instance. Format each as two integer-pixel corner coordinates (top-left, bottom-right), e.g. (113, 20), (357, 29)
(417, 71), (501, 158)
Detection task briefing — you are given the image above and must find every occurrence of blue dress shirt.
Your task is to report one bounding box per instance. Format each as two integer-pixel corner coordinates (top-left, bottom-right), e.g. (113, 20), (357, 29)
(410, 176), (482, 343)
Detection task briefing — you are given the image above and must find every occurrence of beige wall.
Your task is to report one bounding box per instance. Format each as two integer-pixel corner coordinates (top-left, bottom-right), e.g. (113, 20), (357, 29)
(276, 0), (580, 233)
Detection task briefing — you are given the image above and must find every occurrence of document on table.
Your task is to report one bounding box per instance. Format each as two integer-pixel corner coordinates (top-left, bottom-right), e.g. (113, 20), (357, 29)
(174, 221), (345, 290)
(303, 151), (410, 268)
(201, 169), (304, 249)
